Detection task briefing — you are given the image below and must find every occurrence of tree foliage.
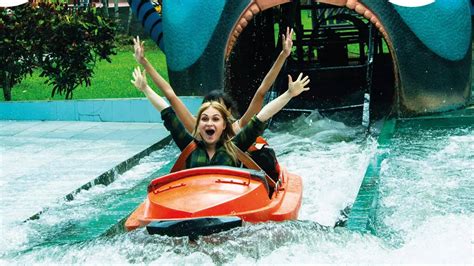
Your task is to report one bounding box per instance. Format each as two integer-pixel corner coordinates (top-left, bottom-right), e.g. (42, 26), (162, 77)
(0, 2), (116, 100)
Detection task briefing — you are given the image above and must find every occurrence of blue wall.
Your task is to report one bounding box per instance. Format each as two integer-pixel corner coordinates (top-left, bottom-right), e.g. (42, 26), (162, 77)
(0, 97), (203, 122)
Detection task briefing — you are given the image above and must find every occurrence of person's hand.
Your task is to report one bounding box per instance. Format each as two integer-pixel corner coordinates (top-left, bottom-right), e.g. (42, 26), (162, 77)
(131, 66), (148, 92)
(282, 27), (294, 58)
(287, 73), (310, 97)
(133, 36), (147, 65)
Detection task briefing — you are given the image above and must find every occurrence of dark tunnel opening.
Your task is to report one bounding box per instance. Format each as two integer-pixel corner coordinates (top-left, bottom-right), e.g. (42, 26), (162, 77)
(225, 2), (396, 126)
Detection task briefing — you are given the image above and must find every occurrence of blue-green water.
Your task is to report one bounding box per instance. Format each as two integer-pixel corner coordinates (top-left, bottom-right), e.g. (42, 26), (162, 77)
(0, 112), (472, 264)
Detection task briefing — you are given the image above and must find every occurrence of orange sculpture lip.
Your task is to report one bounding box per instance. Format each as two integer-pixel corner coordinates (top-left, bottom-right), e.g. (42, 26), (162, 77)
(125, 166), (303, 232)
(225, 0), (387, 58)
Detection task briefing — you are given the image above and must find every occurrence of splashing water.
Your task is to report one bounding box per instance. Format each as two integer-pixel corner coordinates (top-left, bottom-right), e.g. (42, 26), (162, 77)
(0, 113), (472, 264)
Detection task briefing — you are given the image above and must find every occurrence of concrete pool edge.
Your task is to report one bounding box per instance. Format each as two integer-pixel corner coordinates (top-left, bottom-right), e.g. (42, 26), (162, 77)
(346, 119), (396, 233)
(0, 97), (203, 122)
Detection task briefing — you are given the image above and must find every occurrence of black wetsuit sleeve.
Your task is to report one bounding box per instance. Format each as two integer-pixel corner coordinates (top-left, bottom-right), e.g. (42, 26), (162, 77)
(161, 107), (194, 151)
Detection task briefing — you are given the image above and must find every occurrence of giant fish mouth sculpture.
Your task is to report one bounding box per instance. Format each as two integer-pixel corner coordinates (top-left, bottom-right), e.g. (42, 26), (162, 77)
(132, 0), (471, 117)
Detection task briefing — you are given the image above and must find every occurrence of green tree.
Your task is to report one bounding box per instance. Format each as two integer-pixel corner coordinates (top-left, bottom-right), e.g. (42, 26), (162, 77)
(0, 2), (116, 101)
(0, 6), (37, 101)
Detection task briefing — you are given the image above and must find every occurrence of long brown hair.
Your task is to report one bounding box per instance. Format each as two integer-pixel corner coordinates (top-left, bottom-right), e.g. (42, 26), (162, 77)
(193, 101), (238, 163)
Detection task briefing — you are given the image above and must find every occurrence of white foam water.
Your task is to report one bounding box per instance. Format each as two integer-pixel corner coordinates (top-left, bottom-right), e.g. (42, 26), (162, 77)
(1, 114), (472, 264)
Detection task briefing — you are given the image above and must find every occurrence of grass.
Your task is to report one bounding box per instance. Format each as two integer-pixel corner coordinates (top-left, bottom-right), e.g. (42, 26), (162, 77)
(8, 39), (168, 101)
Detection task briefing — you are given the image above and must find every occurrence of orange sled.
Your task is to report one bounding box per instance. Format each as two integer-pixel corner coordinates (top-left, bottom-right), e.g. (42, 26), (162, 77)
(125, 166), (302, 238)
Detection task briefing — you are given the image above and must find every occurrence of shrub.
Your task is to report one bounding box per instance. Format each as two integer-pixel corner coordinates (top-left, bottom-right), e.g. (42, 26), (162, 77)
(0, 2), (116, 100)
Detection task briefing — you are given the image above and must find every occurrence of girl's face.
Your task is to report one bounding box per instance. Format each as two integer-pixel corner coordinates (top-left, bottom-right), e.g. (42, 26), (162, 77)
(198, 106), (226, 146)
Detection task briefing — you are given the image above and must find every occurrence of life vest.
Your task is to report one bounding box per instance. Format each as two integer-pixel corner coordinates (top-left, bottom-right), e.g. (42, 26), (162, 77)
(170, 136), (280, 184)
(247, 136), (281, 182)
(170, 141), (197, 173)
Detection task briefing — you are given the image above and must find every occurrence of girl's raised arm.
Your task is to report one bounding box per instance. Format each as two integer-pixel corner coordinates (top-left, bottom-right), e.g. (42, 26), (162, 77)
(239, 27), (294, 127)
(131, 67), (169, 112)
(133, 36), (196, 132)
(256, 73), (310, 122)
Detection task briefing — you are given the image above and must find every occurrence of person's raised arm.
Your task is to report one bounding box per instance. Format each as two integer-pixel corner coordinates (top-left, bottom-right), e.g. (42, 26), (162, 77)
(256, 73), (310, 122)
(131, 67), (169, 112)
(133, 36), (196, 132)
(239, 27), (294, 127)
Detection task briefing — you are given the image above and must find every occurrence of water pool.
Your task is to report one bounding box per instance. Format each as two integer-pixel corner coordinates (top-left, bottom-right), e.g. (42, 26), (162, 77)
(0, 113), (472, 264)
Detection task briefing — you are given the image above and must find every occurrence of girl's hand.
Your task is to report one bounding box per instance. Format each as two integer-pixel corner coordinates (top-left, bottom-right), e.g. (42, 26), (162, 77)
(131, 67), (148, 92)
(282, 27), (294, 58)
(133, 36), (147, 65)
(288, 73), (310, 97)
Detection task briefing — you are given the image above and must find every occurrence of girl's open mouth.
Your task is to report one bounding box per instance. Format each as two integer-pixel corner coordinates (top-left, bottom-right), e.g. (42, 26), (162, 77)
(205, 129), (215, 136)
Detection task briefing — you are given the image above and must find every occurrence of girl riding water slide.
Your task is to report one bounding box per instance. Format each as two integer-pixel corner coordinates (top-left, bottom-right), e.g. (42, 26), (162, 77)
(133, 27), (295, 133)
(131, 67), (310, 169)
(133, 28), (296, 177)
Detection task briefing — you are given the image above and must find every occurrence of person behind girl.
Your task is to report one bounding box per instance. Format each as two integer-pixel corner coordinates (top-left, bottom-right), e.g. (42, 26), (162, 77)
(131, 67), (310, 169)
(133, 27), (295, 133)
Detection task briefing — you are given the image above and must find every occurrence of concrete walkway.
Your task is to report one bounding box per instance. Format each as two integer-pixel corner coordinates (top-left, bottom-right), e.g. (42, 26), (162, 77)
(0, 120), (170, 222)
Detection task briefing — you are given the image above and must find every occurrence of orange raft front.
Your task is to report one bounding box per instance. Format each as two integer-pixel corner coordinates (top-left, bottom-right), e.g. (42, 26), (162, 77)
(125, 166), (303, 234)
